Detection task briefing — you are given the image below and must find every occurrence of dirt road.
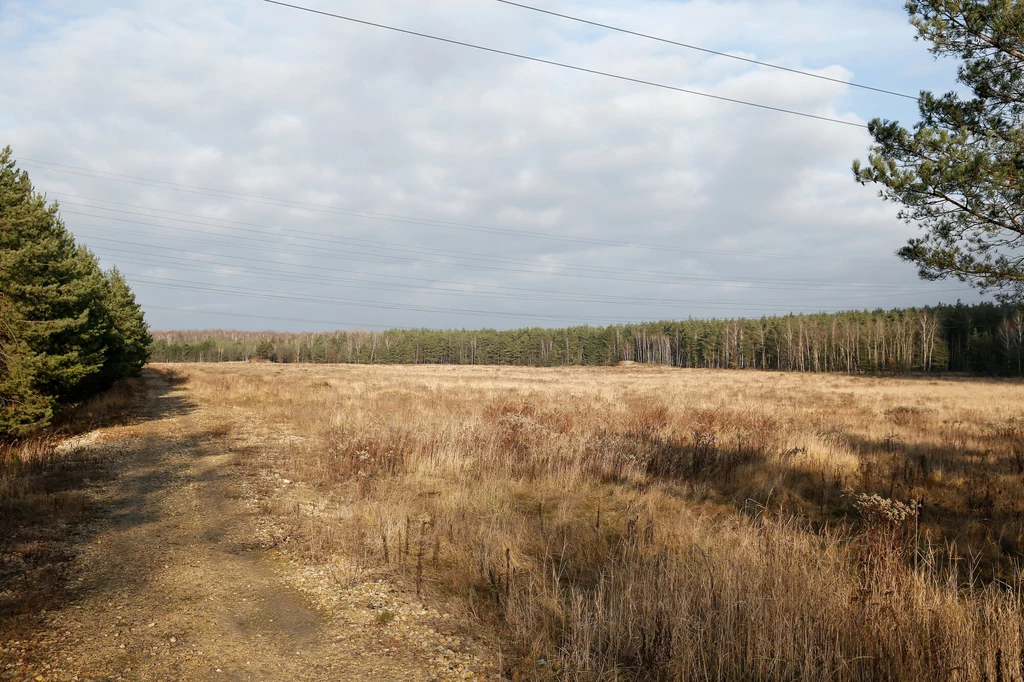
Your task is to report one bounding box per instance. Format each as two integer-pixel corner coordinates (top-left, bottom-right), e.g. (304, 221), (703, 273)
(1, 370), (469, 681)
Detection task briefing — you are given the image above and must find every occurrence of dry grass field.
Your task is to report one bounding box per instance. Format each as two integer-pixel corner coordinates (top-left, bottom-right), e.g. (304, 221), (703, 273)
(109, 365), (1024, 679)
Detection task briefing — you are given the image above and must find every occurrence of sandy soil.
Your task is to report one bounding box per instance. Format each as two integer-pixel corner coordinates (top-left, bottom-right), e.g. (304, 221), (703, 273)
(1, 369), (488, 681)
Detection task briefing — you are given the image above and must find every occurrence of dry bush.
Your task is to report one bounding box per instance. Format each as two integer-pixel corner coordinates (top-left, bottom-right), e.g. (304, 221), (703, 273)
(163, 363), (1024, 681)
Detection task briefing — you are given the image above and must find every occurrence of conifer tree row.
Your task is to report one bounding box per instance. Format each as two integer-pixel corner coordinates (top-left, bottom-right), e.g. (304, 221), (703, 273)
(149, 302), (1024, 376)
(0, 147), (151, 438)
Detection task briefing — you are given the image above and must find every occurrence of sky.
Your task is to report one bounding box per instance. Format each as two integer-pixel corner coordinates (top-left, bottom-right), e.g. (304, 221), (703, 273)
(0, 0), (984, 332)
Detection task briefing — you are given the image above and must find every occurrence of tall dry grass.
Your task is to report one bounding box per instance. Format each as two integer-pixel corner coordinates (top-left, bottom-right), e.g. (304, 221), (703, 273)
(1, 377), (145, 626)
(166, 363), (1024, 681)
(1, 378), (143, 492)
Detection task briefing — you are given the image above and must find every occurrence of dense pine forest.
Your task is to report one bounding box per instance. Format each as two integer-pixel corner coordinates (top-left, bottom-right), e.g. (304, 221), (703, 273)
(0, 148), (150, 437)
(150, 302), (1023, 375)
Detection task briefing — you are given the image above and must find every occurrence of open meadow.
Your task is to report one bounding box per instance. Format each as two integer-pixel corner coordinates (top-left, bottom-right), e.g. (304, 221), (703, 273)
(147, 362), (1024, 682)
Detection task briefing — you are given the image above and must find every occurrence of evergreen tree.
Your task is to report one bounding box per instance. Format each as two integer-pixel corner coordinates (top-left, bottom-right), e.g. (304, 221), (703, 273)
(0, 294), (51, 436)
(0, 146), (151, 436)
(854, 1), (1024, 301)
(1, 148), (106, 404)
(255, 340), (275, 361)
(97, 267), (151, 384)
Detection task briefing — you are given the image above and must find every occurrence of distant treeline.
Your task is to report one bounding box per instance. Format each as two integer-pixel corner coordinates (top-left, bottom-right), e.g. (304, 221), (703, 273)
(150, 303), (1023, 375)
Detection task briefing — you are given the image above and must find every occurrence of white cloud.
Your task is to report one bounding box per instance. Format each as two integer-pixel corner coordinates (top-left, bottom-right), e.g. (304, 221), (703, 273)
(0, 0), (979, 331)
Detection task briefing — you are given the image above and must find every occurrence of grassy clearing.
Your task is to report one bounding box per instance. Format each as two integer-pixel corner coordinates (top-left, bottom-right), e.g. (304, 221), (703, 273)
(164, 362), (1024, 681)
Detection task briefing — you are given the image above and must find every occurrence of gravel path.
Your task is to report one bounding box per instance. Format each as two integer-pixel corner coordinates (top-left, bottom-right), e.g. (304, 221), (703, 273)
(1, 369), (469, 681)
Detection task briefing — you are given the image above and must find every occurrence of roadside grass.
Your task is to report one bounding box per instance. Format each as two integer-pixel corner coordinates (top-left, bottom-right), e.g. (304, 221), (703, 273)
(164, 363), (1024, 681)
(0, 377), (145, 629)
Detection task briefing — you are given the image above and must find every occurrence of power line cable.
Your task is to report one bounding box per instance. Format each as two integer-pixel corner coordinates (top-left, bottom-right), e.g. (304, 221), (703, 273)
(145, 305), (402, 330)
(491, 0), (919, 100)
(260, 0), (866, 128)
(75, 217), (763, 289)
(91, 239), (939, 298)
(125, 273), (674, 322)
(80, 229), (968, 318)
(21, 162), (890, 264)
(91, 247), (783, 307)
(81, 233), (699, 299)
(57, 199), (905, 286)
(68, 215), (923, 292)
(102, 248), (734, 308)
(59, 193), (899, 270)
(92, 243), (965, 307)
(68, 210), (832, 288)
(125, 271), (924, 320)
(66, 204), (813, 284)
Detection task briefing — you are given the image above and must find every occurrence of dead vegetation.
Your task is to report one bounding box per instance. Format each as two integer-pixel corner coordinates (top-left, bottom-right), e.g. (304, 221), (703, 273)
(159, 363), (1024, 681)
(0, 378), (145, 631)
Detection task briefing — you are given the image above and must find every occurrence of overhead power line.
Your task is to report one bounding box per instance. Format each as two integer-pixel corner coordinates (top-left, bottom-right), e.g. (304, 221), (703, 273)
(74, 221), (916, 292)
(76, 222), (965, 312)
(491, 0), (919, 101)
(125, 272), (943, 322)
(56, 197), (900, 284)
(125, 272), (659, 323)
(260, 0), (866, 128)
(96, 245), (754, 309)
(88, 245), (805, 307)
(65, 210), (917, 291)
(20, 159), (891, 264)
(146, 305), (402, 330)
(85, 240), (965, 307)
